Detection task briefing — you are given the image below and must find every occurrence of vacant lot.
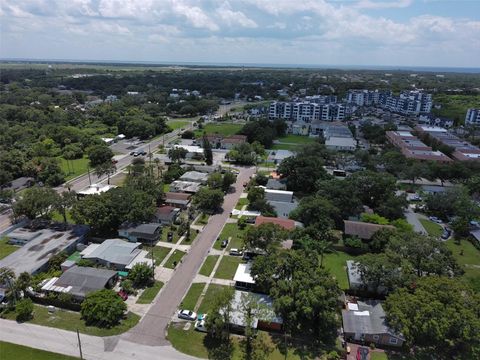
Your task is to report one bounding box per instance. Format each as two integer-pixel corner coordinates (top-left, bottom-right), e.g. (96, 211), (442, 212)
(214, 256), (243, 280)
(0, 341), (78, 360)
(194, 123), (243, 137)
(278, 135), (316, 145)
(58, 156), (90, 181)
(432, 94), (480, 123)
(167, 120), (192, 130)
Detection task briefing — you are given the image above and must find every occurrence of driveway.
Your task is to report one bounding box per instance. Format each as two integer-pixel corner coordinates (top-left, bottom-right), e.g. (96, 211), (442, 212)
(404, 207), (427, 235)
(123, 166), (255, 346)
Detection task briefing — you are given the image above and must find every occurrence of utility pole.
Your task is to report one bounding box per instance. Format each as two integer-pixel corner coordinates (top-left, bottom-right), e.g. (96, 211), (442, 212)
(87, 167), (92, 186)
(76, 329), (83, 360)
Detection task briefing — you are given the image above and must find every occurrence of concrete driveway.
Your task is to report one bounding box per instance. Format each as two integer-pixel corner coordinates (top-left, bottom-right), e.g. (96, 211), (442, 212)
(123, 166), (255, 346)
(404, 207), (427, 235)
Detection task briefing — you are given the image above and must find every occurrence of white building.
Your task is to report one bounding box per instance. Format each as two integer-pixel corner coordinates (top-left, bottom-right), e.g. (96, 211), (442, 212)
(466, 109), (480, 125)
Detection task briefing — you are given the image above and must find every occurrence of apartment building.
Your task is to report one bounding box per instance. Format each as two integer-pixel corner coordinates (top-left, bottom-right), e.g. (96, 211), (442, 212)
(465, 109), (480, 125)
(386, 130), (452, 162)
(269, 101), (345, 122)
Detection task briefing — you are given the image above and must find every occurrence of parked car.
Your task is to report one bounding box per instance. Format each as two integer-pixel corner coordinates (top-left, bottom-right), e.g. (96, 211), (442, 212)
(129, 151), (137, 156)
(229, 248), (243, 256)
(441, 228), (452, 240)
(178, 309), (197, 321)
(410, 194), (422, 201)
(117, 290), (128, 301)
(221, 239), (229, 248)
(245, 217), (256, 224)
(197, 313), (207, 321)
(195, 319), (208, 332)
(167, 232), (174, 242)
(429, 216), (443, 224)
(356, 347), (369, 360)
(139, 150), (147, 156)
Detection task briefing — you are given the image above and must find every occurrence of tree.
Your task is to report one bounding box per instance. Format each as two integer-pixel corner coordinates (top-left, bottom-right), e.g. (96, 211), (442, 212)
(128, 263), (154, 288)
(401, 160), (426, 185)
(54, 191), (77, 223)
(354, 254), (408, 293)
(48, 252), (68, 271)
(203, 137), (213, 165)
(16, 272), (32, 293)
(244, 223), (288, 254)
(0, 267), (17, 305)
(81, 289), (127, 328)
(246, 186), (276, 216)
(87, 144), (114, 167)
(16, 298), (34, 322)
(226, 143), (257, 165)
(369, 228), (399, 253)
(289, 196), (338, 232)
(207, 172), (223, 190)
(168, 147), (188, 164)
(12, 186), (58, 220)
(222, 171), (237, 192)
(94, 162), (116, 185)
(192, 188), (224, 213)
(316, 178), (363, 220)
(384, 277), (480, 358)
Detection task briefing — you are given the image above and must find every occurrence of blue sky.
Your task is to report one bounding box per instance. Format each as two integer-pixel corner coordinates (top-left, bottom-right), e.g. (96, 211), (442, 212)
(1, 0), (479, 67)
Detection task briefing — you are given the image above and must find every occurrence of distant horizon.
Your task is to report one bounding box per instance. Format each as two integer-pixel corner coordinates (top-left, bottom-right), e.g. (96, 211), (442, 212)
(2, 58), (480, 74)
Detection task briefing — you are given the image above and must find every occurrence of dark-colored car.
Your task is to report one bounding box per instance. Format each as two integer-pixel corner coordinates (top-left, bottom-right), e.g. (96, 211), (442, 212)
(167, 231), (174, 242)
(356, 347), (369, 360)
(129, 151), (137, 156)
(139, 150), (147, 156)
(221, 239), (228, 248)
(441, 228), (452, 240)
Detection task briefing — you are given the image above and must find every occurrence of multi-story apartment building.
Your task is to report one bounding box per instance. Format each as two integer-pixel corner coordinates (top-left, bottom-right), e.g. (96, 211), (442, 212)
(465, 109), (480, 125)
(269, 101), (345, 122)
(346, 90), (386, 107)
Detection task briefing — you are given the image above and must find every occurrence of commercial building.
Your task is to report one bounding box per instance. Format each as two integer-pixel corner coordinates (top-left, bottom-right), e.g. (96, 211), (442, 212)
(386, 130), (452, 162)
(465, 108), (480, 125)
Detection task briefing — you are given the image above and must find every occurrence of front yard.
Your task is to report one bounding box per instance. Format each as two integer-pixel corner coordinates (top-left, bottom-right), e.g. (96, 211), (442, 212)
(58, 156), (90, 181)
(213, 223), (247, 250)
(0, 236), (18, 260)
(419, 219), (443, 237)
(147, 245), (172, 265)
(214, 256), (243, 280)
(164, 250), (186, 269)
(0, 341), (79, 360)
(199, 255), (219, 277)
(446, 239), (480, 292)
(136, 281), (164, 304)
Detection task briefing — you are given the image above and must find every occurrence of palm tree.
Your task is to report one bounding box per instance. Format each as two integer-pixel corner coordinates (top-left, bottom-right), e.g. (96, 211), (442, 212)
(154, 158), (164, 179)
(94, 162), (116, 184)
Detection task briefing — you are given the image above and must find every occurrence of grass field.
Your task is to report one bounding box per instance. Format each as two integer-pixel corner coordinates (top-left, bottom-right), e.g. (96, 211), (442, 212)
(323, 251), (358, 290)
(50, 210), (75, 224)
(167, 120), (192, 130)
(198, 284), (227, 314)
(58, 156), (90, 181)
(0, 236), (19, 260)
(213, 223), (247, 250)
(3, 305), (139, 337)
(181, 283), (205, 310)
(235, 197), (249, 210)
(270, 144), (301, 151)
(136, 281), (164, 304)
(194, 123), (243, 138)
(0, 341), (78, 360)
(371, 352), (388, 360)
(147, 246), (171, 265)
(446, 239), (480, 292)
(214, 256), (243, 280)
(432, 94), (480, 123)
(160, 228), (180, 243)
(199, 255), (219, 276)
(419, 219), (443, 237)
(164, 250), (186, 269)
(278, 135), (316, 144)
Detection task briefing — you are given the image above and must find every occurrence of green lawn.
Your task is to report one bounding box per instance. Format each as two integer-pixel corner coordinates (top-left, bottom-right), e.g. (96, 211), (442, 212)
(167, 120), (191, 130)
(50, 210), (75, 224)
(198, 284), (227, 313)
(137, 281), (164, 304)
(214, 256), (243, 280)
(446, 239), (480, 292)
(0, 341), (78, 360)
(0, 236), (18, 260)
(194, 123), (243, 138)
(58, 156), (90, 181)
(147, 246), (171, 265)
(195, 213), (210, 226)
(277, 135), (316, 144)
(163, 183), (170, 192)
(213, 223), (247, 250)
(235, 197), (249, 210)
(164, 250), (186, 269)
(181, 283), (205, 310)
(419, 219), (443, 237)
(432, 94), (480, 123)
(323, 252), (358, 290)
(160, 228), (180, 243)
(371, 352), (388, 360)
(270, 144), (301, 151)
(3, 305), (139, 337)
(199, 255), (219, 276)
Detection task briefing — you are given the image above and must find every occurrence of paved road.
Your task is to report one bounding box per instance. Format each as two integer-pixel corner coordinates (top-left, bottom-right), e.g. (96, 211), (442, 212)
(404, 207), (427, 234)
(0, 320), (197, 360)
(124, 166), (255, 346)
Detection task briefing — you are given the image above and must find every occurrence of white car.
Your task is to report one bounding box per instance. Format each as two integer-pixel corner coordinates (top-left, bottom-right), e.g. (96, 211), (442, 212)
(195, 319), (208, 332)
(178, 309), (197, 321)
(229, 248), (243, 256)
(429, 216), (443, 224)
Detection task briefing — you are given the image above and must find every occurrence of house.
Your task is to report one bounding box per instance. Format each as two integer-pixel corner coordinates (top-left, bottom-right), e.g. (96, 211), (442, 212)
(267, 150), (294, 164)
(179, 171), (209, 184)
(342, 300), (405, 347)
(325, 137), (357, 151)
(170, 180), (201, 194)
(265, 179), (287, 191)
(267, 200), (298, 219)
(254, 216), (298, 231)
(226, 290), (283, 333)
(0, 225), (89, 276)
(41, 266), (117, 300)
(164, 192), (192, 208)
(264, 189), (293, 203)
(181, 164), (218, 173)
(118, 222), (162, 244)
(80, 239), (150, 270)
(234, 263), (255, 290)
(221, 135), (247, 149)
(155, 205), (180, 225)
(344, 220), (395, 240)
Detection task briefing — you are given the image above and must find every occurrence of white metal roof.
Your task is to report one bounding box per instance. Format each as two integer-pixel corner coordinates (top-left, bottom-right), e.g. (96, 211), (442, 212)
(233, 263), (255, 284)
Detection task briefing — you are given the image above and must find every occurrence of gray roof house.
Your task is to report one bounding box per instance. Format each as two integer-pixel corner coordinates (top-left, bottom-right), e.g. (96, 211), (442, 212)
(80, 239), (150, 270)
(342, 300), (404, 347)
(164, 192), (192, 208)
(267, 200), (298, 219)
(155, 206), (180, 225)
(118, 222), (162, 243)
(264, 189), (293, 203)
(179, 171), (209, 184)
(41, 266), (117, 300)
(266, 179), (287, 191)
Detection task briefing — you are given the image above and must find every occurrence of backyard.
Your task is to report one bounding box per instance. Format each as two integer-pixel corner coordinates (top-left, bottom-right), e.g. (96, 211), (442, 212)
(136, 281), (164, 304)
(0, 236), (18, 260)
(214, 256), (243, 280)
(2, 305), (139, 337)
(446, 239), (480, 292)
(0, 341), (78, 360)
(323, 251), (358, 290)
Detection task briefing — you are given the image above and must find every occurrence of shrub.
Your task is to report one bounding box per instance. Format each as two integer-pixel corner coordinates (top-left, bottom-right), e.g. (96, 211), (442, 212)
(121, 279), (135, 295)
(344, 237), (368, 251)
(81, 289), (126, 328)
(128, 263), (154, 288)
(16, 298), (34, 322)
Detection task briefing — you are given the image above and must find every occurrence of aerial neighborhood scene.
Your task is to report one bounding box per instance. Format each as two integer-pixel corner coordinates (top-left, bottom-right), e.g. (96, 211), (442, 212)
(0, 1), (480, 360)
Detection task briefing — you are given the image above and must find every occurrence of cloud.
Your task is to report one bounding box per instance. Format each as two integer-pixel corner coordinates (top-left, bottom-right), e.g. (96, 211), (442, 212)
(172, 2), (219, 31)
(215, 2), (258, 28)
(353, 0), (413, 10)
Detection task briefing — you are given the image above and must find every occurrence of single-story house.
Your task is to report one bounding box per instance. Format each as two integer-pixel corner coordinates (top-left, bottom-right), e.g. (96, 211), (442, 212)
(164, 192), (192, 208)
(344, 220), (395, 240)
(342, 300), (405, 347)
(41, 266), (117, 300)
(155, 205), (180, 225)
(226, 290), (283, 333)
(118, 222), (162, 243)
(255, 216), (299, 231)
(264, 189), (294, 203)
(80, 239), (150, 270)
(179, 171), (209, 184)
(266, 150), (294, 164)
(234, 263), (255, 290)
(420, 185), (448, 195)
(265, 179), (287, 191)
(170, 180), (201, 194)
(180, 164), (218, 173)
(267, 200), (298, 219)
(221, 135), (247, 149)
(325, 137), (357, 151)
